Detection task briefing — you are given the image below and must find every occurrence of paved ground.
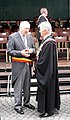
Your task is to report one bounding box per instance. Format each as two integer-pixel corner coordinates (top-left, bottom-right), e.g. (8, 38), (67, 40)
(0, 94), (70, 120)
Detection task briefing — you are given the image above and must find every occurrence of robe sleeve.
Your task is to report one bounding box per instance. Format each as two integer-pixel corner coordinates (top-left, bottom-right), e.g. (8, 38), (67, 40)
(36, 41), (56, 91)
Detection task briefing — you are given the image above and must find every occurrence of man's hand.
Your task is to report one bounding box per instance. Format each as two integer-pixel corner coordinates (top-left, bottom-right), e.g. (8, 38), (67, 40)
(21, 50), (30, 57)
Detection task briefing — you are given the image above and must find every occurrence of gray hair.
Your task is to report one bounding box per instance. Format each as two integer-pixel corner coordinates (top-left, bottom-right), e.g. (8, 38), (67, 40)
(40, 8), (48, 14)
(19, 21), (30, 29)
(39, 21), (52, 34)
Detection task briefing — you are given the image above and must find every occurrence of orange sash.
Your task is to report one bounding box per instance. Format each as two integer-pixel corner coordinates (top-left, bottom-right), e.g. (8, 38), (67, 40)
(12, 57), (32, 63)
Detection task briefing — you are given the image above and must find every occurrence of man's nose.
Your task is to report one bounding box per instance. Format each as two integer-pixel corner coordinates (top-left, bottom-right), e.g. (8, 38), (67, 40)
(27, 29), (29, 32)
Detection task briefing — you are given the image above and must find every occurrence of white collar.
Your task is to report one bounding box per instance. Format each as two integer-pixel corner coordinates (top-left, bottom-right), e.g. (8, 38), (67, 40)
(38, 15), (48, 22)
(18, 31), (25, 38)
(43, 34), (51, 40)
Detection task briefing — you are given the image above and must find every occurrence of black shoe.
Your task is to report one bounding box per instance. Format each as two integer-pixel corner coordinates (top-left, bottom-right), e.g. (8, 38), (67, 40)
(14, 107), (24, 114)
(39, 112), (46, 118)
(24, 104), (35, 110)
(47, 111), (54, 117)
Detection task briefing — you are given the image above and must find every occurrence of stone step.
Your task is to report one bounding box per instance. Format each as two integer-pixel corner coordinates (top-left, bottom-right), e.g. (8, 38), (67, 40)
(0, 80), (8, 84)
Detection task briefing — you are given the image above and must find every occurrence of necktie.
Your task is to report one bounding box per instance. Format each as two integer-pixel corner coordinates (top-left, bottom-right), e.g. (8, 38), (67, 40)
(23, 35), (27, 48)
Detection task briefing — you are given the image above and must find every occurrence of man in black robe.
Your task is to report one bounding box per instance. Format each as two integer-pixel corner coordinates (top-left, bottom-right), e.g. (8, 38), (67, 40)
(36, 21), (60, 118)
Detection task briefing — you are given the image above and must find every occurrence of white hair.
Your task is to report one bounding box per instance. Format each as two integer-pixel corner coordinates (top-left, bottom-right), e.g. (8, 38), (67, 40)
(19, 21), (30, 29)
(39, 21), (52, 33)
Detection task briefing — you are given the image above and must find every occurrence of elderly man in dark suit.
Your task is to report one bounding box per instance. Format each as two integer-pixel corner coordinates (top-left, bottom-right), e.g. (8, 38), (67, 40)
(7, 21), (36, 114)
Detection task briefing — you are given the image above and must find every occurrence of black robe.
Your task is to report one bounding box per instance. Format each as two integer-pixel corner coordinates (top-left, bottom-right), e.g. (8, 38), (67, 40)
(36, 36), (60, 113)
